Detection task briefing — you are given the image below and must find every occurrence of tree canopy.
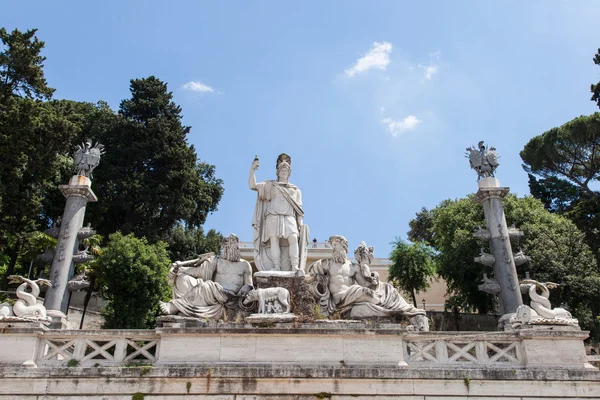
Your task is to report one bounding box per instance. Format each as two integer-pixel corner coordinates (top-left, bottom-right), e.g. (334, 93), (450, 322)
(592, 48), (600, 109)
(0, 28), (224, 304)
(520, 113), (600, 199)
(520, 113), (600, 265)
(408, 195), (600, 334)
(0, 28), (54, 104)
(388, 239), (437, 307)
(96, 232), (170, 329)
(87, 77), (224, 243)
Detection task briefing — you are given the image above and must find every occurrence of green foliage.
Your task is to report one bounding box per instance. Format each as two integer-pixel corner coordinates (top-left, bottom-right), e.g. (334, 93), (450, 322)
(0, 99), (94, 287)
(131, 393), (145, 400)
(521, 113), (600, 267)
(164, 224), (222, 261)
(388, 239), (437, 307)
(520, 113), (600, 198)
(592, 48), (600, 109)
(408, 195), (600, 328)
(88, 76), (224, 242)
(67, 359), (79, 368)
(139, 365), (152, 377)
(0, 27), (54, 104)
(96, 232), (170, 329)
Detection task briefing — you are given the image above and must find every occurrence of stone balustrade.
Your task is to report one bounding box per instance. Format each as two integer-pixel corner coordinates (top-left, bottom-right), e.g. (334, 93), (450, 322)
(37, 330), (159, 366)
(1, 323), (598, 399)
(0, 322), (592, 371)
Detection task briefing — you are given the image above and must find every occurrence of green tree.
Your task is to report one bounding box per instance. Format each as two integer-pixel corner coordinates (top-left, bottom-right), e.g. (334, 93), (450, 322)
(0, 27), (63, 287)
(87, 77), (224, 242)
(520, 113), (600, 199)
(592, 48), (600, 109)
(0, 100), (90, 288)
(388, 239), (437, 307)
(96, 232), (170, 329)
(520, 113), (600, 266)
(408, 195), (600, 333)
(0, 27), (54, 105)
(163, 223), (222, 262)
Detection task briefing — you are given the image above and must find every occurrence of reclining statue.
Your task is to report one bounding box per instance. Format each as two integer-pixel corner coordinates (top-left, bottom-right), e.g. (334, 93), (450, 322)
(159, 234), (253, 320)
(306, 236), (427, 329)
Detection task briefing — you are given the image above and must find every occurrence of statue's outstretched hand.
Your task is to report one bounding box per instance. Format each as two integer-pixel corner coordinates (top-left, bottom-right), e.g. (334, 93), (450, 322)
(251, 157), (260, 171)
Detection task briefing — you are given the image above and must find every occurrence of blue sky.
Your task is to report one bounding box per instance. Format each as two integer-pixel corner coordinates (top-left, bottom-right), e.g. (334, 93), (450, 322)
(4, 1), (600, 257)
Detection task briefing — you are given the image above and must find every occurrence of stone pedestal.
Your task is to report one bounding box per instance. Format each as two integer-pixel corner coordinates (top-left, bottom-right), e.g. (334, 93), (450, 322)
(253, 271), (316, 319)
(473, 177), (523, 315)
(0, 322), (48, 368)
(44, 176), (97, 316)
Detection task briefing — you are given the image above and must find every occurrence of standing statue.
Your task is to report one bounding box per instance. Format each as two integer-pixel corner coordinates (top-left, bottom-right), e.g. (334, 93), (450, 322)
(466, 141), (499, 180)
(306, 236), (427, 329)
(249, 154), (309, 272)
(159, 234), (254, 320)
(74, 139), (105, 178)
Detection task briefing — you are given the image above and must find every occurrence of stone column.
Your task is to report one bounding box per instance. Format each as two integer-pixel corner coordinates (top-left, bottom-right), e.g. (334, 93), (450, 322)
(45, 175), (97, 325)
(473, 177), (523, 315)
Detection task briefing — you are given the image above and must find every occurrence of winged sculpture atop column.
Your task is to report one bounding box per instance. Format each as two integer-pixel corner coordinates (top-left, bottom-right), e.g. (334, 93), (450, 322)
(466, 141), (499, 180)
(74, 139), (105, 179)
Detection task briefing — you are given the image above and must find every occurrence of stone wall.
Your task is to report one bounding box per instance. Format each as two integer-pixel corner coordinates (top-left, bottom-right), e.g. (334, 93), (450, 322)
(1, 365), (599, 399)
(0, 322), (598, 399)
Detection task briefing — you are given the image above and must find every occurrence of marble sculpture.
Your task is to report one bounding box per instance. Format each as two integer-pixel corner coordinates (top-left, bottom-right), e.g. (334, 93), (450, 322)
(249, 154), (309, 272)
(74, 139), (105, 178)
(159, 234), (254, 319)
(0, 275), (52, 323)
(307, 236), (427, 322)
(466, 141), (499, 180)
(243, 287), (291, 314)
(510, 279), (579, 327)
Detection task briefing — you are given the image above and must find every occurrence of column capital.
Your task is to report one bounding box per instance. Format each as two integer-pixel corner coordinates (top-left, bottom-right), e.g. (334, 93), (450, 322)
(59, 185), (98, 202)
(473, 187), (510, 204)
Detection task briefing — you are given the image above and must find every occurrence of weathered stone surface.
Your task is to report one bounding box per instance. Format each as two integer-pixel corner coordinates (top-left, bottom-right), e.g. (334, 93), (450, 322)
(0, 364), (599, 399)
(254, 274), (316, 319)
(245, 313), (298, 324)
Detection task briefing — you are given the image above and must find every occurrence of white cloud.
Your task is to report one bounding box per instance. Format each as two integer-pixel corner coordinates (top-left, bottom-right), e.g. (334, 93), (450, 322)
(420, 65), (438, 80)
(345, 42), (392, 78)
(182, 81), (214, 93)
(381, 115), (421, 136)
(419, 51), (441, 81)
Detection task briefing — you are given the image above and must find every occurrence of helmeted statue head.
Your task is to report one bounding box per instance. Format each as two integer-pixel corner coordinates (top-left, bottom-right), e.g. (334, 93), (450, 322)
(221, 234), (241, 262)
(276, 153), (291, 169)
(276, 153), (292, 180)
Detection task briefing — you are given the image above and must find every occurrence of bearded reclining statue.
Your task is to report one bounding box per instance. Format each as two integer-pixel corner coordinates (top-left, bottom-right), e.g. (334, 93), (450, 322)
(159, 234), (254, 320)
(306, 235), (428, 331)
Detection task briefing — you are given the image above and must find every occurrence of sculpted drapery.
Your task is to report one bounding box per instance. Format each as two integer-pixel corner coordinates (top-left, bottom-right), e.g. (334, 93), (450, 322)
(249, 153), (309, 272)
(166, 256), (230, 319)
(252, 180), (304, 271)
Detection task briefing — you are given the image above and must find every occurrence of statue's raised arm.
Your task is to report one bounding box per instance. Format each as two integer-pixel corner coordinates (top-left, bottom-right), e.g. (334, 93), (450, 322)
(248, 155), (259, 191)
